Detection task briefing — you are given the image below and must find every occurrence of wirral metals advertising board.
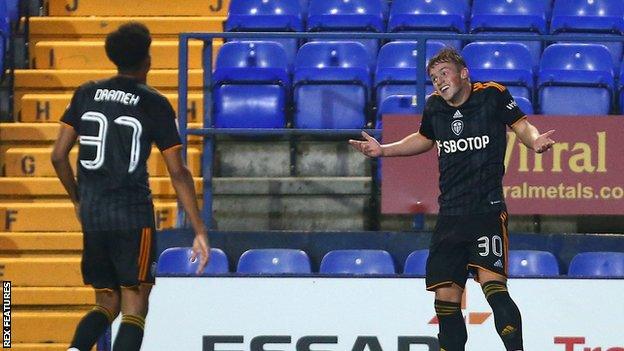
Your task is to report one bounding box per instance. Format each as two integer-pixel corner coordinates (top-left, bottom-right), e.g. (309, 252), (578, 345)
(381, 115), (624, 215)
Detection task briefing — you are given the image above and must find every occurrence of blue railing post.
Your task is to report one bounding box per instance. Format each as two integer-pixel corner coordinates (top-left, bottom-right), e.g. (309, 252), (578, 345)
(202, 39), (215, 229)
(176, 34), (189, 227)
(415, 39), (427, 114)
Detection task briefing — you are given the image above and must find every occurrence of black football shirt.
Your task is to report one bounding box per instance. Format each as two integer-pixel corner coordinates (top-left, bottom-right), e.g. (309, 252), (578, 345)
(419, 82), (526, 215)
(61, 76), (181, 231)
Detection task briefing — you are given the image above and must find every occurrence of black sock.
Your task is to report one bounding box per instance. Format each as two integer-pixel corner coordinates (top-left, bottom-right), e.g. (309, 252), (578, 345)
(482, 281), (524, 351)
(434, 300), (467, 351)
(113, 314), (146, 351)
(70, 305), (114, 351)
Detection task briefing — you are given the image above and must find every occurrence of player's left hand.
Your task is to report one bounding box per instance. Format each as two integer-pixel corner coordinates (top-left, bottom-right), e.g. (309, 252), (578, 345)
(534, 129), (555, 153)
(191, 232), (210, 275)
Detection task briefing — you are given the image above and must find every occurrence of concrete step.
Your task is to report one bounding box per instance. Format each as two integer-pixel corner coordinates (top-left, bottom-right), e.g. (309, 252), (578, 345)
(0, 122), (204, 143)
(3, 146), (201, 177)
(47, 0), (230, 16)
(0, 177), (203, 198)
(29, 16), (225, 42)
(32, 40), (220, 69)
(12, 287), (95, 306)
(0, 232), (82, 252)
(20, 92), (204, 123)
(0, 202), (179, 232)
(12, 310), (86, 343)
(1, 256), (83, 286)
(14, 68), (204, 90)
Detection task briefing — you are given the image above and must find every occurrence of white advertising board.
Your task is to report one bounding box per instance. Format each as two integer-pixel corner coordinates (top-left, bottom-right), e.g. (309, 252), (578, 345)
(139, 278), (624, 350)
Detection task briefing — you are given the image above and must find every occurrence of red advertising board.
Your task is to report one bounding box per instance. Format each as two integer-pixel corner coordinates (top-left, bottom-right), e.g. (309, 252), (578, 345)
(381, 115), (624, 215)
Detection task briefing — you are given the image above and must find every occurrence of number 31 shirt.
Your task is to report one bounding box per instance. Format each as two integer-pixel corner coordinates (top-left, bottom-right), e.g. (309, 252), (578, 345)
(61, 76), (181, 231)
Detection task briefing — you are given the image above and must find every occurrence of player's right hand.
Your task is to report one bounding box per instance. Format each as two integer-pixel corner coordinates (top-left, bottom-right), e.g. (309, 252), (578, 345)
(191, 231), (210, 275)
(348, 131), (383, 158)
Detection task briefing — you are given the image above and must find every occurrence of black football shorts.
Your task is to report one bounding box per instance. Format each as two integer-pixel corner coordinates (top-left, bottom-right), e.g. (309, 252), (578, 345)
(426, 211), (509, 291)
(82, 227), (157, 290)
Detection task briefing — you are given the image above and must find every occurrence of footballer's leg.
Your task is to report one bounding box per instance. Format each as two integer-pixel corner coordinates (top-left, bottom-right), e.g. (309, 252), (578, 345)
(69, 231), (121, 351)
(469, 211), (524, 351)
(426, 216), (469, 351)
(112, 227), (157, 351)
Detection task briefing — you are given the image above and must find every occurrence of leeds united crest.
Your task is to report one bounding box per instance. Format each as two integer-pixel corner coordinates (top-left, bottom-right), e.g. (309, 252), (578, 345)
(451, 120), (463, 136)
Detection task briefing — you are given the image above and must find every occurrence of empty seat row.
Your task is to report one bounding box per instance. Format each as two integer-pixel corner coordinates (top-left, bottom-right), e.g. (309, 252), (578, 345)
(157, 248), (624, 277)
(227, 0), (624, 66)
(212, 40), (622, 129)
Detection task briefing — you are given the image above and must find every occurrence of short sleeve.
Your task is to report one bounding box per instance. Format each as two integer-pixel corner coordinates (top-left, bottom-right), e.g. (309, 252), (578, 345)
(60, 88), (83, 130)
(419, 98), (436, 140)
(496, 87), (526, 127)
(150, 97), (182, 151)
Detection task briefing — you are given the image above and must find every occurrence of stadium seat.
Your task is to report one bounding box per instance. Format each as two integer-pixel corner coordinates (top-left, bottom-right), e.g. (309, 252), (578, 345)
(551, 0), (624, 69)
(462, 42), (534, 99)
(293, 41), (371, 129)
(213, 41), (289, 128)
(375, 41), (442, 108)
(388, 0), (468, 49)
(320, 249), (395, 275)
(538, 43), (614, 115)
(0, 0), (8, 40)
(237, 249), (312, 274)
(568, 252), (624, 277)
(470, 0), (551, 68)
(513, 96), (533, 114)
(508, 250), (559, 277)
(6, 0), (19, 23)
(225, 0), (303, 65)
(403, 249), (429, 276)
(307, 0), (385, 62)
(376, 95), (419, 127)
(157, 247), (229, 275)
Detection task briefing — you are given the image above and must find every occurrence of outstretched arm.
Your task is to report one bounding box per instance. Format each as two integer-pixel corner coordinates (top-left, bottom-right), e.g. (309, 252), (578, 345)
(511, 118), (555, 153)
(161, 146), (210, 274)
(349, 131), (435, 158)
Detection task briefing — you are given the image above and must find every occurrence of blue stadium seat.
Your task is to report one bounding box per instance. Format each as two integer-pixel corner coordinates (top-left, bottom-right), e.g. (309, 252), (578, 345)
(307, 0), (385, 62)
(470, 0), (551, 68)
(299, 0), (309, 16)
(508, 250), (559, 277)
(320, 250), (395, 275)
(568, 252), (624, 277)
(538, 43), (614, 115)
(376, 95), (419, 127)
(225, 0), (303, 65)
(157, 247), (229, 275)
(551, 0), (624, 69)
(237, 249), (312, 274)
(0, 0), (9, 40)
(388, 0), (468, 49)
(462, 42), (534, 99)
(403, 249), (429, 276)
(294, 41), (371, 129)
(6, 0), (18, 23)
(213, 41), (289, 128)
(513, 96), (533, 114)
(375, 41), (442, 108)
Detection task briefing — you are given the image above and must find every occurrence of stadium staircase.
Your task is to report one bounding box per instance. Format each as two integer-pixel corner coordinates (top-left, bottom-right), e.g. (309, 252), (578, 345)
(0, 0), (227, 349)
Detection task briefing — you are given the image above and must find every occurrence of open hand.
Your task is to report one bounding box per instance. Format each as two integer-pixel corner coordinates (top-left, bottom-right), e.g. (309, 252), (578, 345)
(348, 131), (383, 157)
(534, 129), (555, 153)
(191, 232), (210, 274)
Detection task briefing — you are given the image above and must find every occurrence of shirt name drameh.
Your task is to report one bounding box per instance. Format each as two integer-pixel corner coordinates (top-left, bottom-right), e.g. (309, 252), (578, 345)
(94, 89), (140, 106)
